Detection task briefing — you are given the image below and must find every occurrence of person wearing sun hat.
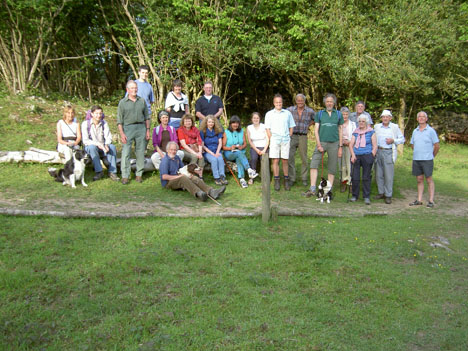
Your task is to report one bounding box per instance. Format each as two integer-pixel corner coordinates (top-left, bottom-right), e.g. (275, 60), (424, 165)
(373, 109), (405, 204)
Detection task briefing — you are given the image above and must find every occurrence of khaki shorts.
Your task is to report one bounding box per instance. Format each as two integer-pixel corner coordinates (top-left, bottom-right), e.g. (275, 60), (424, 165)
(269, 140), (290, 159)
(310, 141), (339, 175)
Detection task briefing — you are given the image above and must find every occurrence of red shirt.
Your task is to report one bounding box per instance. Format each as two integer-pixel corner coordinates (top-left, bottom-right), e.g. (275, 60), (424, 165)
(177, 126), (202, 147)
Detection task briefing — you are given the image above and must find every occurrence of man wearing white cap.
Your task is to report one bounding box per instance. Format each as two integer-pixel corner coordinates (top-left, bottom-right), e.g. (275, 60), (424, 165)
(373, 110), (405, 204)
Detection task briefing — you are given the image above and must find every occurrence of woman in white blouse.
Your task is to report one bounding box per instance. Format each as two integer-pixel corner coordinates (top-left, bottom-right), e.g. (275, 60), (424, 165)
(246, 112), (270, 184)
(56, 105), (81, 161)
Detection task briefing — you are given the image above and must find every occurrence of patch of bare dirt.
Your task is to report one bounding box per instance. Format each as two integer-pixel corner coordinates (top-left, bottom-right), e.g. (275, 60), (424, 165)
(1, 189), (467, 218)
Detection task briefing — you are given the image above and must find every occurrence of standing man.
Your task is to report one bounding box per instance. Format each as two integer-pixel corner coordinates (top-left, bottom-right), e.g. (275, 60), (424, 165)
(195, 81), (224, 122)
(374, 110), (405, 204)
(349, 101), (373, 125)
(287, 94), (315, 186)
(133, 65), (155, 116)
(82, 105), (119, 182)
(265, 94), (296, 191)
(409, 111), (440, 208)
(117, 80), (151, 184)
(303, 93), (343, 197)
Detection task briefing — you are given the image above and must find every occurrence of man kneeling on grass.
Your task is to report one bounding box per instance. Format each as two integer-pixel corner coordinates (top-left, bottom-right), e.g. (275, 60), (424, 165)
(159, 141), (226, 202)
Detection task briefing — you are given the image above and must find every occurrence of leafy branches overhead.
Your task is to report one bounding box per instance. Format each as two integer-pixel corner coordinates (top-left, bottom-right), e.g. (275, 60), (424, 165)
(0, 0), (466, 116)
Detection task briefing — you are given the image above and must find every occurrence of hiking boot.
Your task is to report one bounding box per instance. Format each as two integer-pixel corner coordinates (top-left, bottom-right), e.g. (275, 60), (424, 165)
(384, 197), (392, 204)
(409, 200), (423, 206)
(374, 194), (385, 200)
(109, 172), (120, 182)
(209, 185), (226, 200)
(302, 189), (316, 198)
(284, 179), (291, 191)
(221, 176), (229, 185)
(121, 178), (129, 185)
(349, 196), (357, 202)
(93, 171), (104, 181)
(214, 178), (223, 186)
(135, 176), (143, 183)
(274, 178), (281, 191)
(247, 168), (259, 179)
(196, 191), (208, 201)
(240, 178), (248, 188)
(426, 201), (435, 208)
(364, 198), (371, 205)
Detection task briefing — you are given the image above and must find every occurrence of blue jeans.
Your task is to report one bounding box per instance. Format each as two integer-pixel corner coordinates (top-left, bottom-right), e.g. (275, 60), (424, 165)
(204, 153), (226, 179)
(85, 144), (117, 174)
(224, 150), (249, 178)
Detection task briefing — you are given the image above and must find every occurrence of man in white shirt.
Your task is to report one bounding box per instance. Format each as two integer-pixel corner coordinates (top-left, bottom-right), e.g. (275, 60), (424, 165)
(373, 110), (405, 204)
(82, 106), (119, 181)
(265, 94), (296, 191)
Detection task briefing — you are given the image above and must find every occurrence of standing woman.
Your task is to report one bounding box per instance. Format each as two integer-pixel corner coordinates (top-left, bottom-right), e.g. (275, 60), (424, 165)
(349, 115), (377, 205)
(165, 79), (189, 130)
(200, 115), (228, 185)
(57, 105), (81, 161)
(246, 112), (269, 185)
(223, 115), (258, 188)
(177, 114), (205, 177)
(339, 107), (356, 192)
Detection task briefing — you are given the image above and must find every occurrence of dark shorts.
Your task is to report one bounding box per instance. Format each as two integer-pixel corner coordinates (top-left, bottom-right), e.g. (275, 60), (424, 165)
(412, 160), (434, 177)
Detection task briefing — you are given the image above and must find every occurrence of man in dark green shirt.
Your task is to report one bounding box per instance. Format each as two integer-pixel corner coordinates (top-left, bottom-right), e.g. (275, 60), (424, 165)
(303, 93), (343, 197)
(117, 80), (151, 184)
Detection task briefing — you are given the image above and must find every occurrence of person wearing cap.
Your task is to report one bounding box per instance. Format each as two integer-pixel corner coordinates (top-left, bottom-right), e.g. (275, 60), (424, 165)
(373, 110), (405, 204)
(286, 93), (315, 186)
(409, 111), (440, 208)
(349, 101), (373, 125)
(339, 106), (356, 192)
(151, 110), (184, 170)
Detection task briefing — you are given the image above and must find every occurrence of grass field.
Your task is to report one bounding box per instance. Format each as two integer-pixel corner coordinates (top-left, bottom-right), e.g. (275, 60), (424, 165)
(1, 215), (467, 350)
(1, 92), (468, 350)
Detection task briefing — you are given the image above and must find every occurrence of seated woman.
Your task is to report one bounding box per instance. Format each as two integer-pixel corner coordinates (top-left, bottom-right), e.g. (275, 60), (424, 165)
(165, 79), (189, 130)
(246, 112), (269, 185)
(81, 105), (119, 181)
(151, 110), (184, 170)
(340, 107), (356, 192)
(349, 115), (377, 205)
(222, 115), (258, 188)
(177, 113), (205, 178)
(56, 105), (81, 162)
(200, 115), (228, 185)
(160, 141), (225, 202)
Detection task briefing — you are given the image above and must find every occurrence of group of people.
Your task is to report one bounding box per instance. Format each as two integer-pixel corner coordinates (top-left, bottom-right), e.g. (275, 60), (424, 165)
(56, 65), (440, 206)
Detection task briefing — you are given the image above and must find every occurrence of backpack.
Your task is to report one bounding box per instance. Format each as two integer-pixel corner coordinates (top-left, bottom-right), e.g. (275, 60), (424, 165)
(316, 109), (343, 124)
(85, 109), (105, 141)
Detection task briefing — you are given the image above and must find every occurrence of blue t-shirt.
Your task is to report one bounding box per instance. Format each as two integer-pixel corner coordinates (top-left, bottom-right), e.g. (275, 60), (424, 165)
(410, 125), (439, 160)
(352, 130), (375, 155)
(200, 128), (223, 154)
(159, 154), (183, 187)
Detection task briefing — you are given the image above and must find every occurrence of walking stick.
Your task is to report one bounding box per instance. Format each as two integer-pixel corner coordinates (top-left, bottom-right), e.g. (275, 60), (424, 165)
(224, 157), (242, 188)
(347, 161), (354, 202)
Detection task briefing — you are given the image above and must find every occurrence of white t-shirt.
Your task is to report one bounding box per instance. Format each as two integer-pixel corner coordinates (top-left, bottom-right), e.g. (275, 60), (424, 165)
(247, 123), (267, 148)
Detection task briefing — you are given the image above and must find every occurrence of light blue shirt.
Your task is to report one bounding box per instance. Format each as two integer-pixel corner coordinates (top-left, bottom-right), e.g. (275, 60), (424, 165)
(264, 108), (296, 143)
(410, 124), (439, 160)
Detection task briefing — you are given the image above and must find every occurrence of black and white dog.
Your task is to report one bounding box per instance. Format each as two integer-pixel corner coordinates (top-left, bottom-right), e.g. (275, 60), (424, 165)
(48, 149), (88, 188)
(316, 177), (333, 203)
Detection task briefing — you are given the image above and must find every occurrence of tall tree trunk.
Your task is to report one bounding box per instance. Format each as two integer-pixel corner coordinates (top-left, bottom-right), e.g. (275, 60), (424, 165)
(398, 96), (406, 154)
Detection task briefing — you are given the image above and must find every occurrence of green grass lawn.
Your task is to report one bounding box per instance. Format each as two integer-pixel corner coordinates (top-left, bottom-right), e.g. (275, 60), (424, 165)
(1, 214), (467, 350)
